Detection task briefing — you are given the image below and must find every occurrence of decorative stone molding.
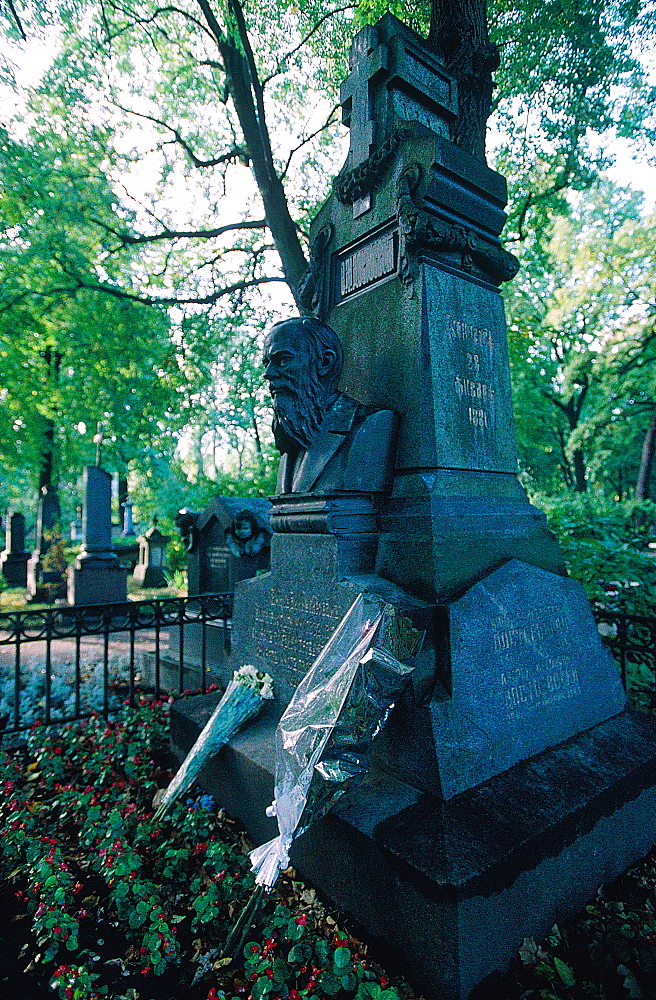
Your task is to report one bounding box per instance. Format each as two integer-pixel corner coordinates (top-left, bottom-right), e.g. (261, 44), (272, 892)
(396, 164), (519, 288)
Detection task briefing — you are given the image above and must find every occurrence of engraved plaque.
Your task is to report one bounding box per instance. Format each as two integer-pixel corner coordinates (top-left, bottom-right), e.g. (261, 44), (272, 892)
(228, 535), (362, 704)
(339, 230), (397, 300)
(428, 560), (626, 797)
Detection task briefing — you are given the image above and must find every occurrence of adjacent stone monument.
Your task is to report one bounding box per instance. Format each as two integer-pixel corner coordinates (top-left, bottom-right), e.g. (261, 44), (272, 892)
(0, 511), (30, 587)
(162, 498), (272, 684)
(67, 467), (127, 605)
(172, 15), (656, 1000)
(132, 517), (170, 588)
(184, 497), (271, 597)
(27, 485), (68, 601)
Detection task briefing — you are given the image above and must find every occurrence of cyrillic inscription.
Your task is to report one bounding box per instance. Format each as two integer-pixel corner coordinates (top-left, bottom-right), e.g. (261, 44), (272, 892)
(490, 604), (580, 717)
(501, 658), (581, 718)
(454, 376), (495, 401)
(206, 546), (229, 572)
(447, 318), (497, 431)
(340, 231), (396, 298)
(252, 592), (344, 681)
(445, 314), (494, 350)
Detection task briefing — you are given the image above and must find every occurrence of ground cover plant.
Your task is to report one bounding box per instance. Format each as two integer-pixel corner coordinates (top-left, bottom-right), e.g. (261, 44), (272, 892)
(0, 651), (132, 736)
(4, 695), (656, 1000)
(0, 697), (409, 1000)
(536, 495), (656, 616)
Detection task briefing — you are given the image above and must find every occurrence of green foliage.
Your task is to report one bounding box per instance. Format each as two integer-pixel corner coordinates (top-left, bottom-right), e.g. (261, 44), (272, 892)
(1, 2), (654, 516)
(507, 179), (656, 496)
(534, 493), (656, 613)
(0, 697), (408, 999)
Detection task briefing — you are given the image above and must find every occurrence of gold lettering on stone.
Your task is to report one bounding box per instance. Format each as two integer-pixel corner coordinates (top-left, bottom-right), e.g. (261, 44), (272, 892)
(252, 592), (345, 681)
(340, 231), (396, 297)
(445, 314), (494, 350)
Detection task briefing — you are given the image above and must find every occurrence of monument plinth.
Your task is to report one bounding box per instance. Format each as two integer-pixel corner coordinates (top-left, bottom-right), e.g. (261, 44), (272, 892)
(172, 15), (656, 1000)
(0, 512), (30, 587)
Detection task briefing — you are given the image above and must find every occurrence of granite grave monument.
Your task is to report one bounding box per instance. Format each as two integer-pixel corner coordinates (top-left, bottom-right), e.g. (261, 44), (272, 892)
(172, 16), (656, 1000)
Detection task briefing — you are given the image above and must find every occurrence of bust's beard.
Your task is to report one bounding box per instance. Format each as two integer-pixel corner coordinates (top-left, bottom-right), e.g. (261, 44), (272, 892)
(271, 372), (328, 453)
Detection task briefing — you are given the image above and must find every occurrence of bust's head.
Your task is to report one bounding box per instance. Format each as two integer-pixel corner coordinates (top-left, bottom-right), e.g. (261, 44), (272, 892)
(263, 317), (344, 453)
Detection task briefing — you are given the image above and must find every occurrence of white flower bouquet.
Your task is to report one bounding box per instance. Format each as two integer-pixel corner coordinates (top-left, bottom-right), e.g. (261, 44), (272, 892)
(153, 664), (273, 820)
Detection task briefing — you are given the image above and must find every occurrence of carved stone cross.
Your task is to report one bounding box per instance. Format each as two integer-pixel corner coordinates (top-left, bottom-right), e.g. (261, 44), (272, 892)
(340, 25), (387, 172)
(339, 18), (457, 218)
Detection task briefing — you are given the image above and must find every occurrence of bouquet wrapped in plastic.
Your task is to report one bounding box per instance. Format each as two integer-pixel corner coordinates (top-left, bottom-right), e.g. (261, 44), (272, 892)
(249, 593), (423, 891)
(153, 665), (273, 820)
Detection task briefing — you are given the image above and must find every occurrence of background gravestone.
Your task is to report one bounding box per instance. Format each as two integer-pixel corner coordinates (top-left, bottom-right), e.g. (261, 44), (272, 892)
(132, 517), (170, 588)
(172, 16), (656, 1000)
(27, 485), (68, 601)
(67, 466), (127, 605)
(0, 511), (30, 587)
(187, 497), (271, 597)
(150, 497), (272, 691)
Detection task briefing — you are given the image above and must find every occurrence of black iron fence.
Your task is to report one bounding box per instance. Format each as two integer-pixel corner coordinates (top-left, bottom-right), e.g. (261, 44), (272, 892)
(1, 595), (656, 738)
(594, 610), (656, 711)
(0, 593), (233, 736)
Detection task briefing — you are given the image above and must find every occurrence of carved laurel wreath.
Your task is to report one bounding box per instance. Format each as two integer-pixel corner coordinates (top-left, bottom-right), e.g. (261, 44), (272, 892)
(333, 129), (413, 205)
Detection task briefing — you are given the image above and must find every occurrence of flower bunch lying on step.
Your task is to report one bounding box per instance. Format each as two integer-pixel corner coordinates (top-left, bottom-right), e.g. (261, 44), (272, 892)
(154, 665), (273, 821)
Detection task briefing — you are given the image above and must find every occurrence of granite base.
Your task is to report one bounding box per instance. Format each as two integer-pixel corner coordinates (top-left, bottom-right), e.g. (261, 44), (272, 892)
(0, 550), (30, 587)
(170, 700), (656, 1000)
(67, 561), (128, 605)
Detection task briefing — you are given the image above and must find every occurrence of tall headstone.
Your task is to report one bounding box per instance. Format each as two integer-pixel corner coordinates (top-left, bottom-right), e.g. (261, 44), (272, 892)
(171, 16), (656, 1000)
(121, 496), (135, 536)
(27, 485), (68, 601)
(67, 467), (127, 605)
(0, 512), (30, 587)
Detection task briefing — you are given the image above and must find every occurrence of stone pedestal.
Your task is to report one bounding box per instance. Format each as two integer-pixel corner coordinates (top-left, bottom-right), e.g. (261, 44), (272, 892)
(172, 700), (656, 1000)
(68, 467), (127, 605)
(0, 512), (30, 587)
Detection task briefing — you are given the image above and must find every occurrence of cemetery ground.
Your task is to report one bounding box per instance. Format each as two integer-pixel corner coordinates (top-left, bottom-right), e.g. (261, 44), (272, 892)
(2, 676), (656, 1000)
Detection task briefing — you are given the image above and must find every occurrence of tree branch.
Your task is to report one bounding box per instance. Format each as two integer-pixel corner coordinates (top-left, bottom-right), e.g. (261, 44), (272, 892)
(280, 105), (340, 179)
(195, 0), (308, 305)
(107, 99), (245, 169)
(6, 0), (27, 39)
(90, 216), (266, 248)
(261, 4), (356, 86)
(2, 270), (287, 310)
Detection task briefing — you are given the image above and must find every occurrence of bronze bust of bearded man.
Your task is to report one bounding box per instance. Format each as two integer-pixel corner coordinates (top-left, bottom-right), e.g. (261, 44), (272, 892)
(263, 317), (397, 496)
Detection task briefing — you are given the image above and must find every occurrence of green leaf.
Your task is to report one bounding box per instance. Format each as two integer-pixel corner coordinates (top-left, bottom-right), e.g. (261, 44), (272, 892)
(553, 957), (575, 986)
(318, 970), (342, 995)
(333, 946), (351, 970)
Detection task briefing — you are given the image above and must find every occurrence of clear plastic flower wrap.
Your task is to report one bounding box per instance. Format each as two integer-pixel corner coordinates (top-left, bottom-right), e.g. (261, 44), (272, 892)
(153, 665), (273, 820)
(249, 593), (424, 890)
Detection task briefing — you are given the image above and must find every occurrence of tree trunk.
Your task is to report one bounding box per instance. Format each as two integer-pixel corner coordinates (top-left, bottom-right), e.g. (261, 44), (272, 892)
(39, 417), (56, 491)
(118, 476), (129, 531)
(196, 0), (308, 306)
(572, 447), (587, 493)
(635, 405), (656, 500)
(428, 0), (499, 161)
